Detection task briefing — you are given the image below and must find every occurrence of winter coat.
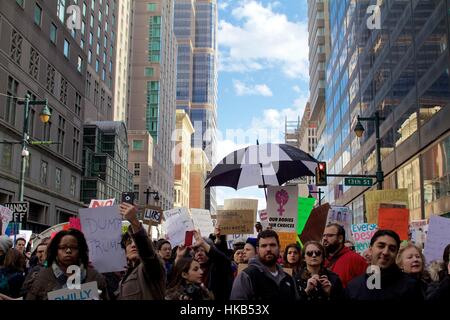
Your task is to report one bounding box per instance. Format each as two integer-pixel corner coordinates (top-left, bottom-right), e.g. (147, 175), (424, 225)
(345, 264), (423, 300)
(0, 267), (25, 298)
(166, 283), (214, 300)
(426, 273), (450, 301)
(200, 244), (234, 301)
(230, 257), (298, 300)
(25, 266), (108, 300)
(295, 267), (344, 301)
(324, 246), (368, 288)
(117, 224), (166, 300)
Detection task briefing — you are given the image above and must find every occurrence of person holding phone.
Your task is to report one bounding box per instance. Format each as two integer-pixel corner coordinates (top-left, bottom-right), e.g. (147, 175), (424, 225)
(295, 241), (343, 301)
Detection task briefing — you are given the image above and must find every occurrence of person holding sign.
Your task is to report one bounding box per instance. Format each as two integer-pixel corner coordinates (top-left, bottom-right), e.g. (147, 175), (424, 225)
(165, 257), (213, 300)
(25, 229), (109, 300)
(295, 241), (343, 301)
(117, 203), (166, 300)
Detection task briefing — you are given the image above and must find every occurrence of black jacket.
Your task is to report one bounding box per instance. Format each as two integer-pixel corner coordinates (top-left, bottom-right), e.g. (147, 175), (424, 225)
(426, 273), (450, 301)
(345, 264), (423, 300)
(295, 267), (344, 301)
(202, 244), (234, 301)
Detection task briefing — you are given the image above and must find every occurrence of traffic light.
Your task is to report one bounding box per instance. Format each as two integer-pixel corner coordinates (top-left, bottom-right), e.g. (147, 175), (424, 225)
(315, 161), (327, 186)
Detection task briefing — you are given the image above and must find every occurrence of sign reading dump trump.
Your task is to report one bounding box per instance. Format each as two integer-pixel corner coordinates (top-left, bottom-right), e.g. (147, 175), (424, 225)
(216, 209), (254, 235)
(79, 206), (126, 273)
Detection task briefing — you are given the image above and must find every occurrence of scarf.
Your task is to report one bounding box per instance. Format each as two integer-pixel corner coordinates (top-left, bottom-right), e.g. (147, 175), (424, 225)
(52, 262), (87, 288)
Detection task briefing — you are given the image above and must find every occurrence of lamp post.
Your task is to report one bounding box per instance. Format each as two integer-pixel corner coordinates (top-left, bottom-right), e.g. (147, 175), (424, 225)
(17, 94), (51, 202)
(144, 187), (160, 205)
(353, 110), (385, 190)
(309, 188), (324, 206)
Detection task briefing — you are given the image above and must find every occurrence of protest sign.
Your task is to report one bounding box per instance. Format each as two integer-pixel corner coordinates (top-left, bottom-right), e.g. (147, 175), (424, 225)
(224, 198), (258, 214)
(351, 223), (378, 253)
(409, 219), (428, 249)
(191, 208), (214, 237)
(143, 206), (163, 225)
(10, 231), (31, 247)
(162, 208), (195, 247)
(69, 217), (82, 231)
(364, 189), (408, 224)
(47, 281), (99, 300)
(0, 205), (13, 235)
(89, 198), (115, 208)
(79, 206), (126, 273)
(424, 215), (450, 265)
(3, 202), (28, 225)
(297, 197), (316, 235)
(225, 233), (255, 250)
(278, 232), (298, 254)
(327, 206), (354, 241)
(299, 203), (330, 244)
(217, 209), (255, 235)
(267, 186), (298, 232)
(377, 207), (409, 240)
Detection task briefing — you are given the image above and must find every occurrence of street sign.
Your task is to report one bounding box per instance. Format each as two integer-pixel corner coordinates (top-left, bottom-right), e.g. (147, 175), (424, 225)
(344, 177), (373, 186)
(3, 202), (29, 224)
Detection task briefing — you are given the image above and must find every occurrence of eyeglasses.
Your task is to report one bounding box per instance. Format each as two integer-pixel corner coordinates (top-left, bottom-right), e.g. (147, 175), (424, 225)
(322, 233), (338, 238)
(58, 245), (79, 251)
(306, 250), (322, 257)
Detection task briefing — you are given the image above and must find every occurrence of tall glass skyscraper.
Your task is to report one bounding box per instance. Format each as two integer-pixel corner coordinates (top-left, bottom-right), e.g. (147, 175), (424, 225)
(324, 0), (450, 222)
(174, 0), (218, 212)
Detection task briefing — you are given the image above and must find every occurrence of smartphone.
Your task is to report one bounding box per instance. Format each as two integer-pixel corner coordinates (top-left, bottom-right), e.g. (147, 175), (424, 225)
(184, 230), (194, 247)
(121, 192), (135, 205)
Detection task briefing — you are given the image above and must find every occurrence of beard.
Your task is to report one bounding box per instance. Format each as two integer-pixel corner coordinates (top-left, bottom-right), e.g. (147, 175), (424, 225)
(324, 242), (340, 255)
(259, 253), (277, 267)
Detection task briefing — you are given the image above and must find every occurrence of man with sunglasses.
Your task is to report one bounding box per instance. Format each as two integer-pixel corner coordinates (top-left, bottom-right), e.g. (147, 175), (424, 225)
(322, 223), (367, 288)
(230, 230), (298, 300)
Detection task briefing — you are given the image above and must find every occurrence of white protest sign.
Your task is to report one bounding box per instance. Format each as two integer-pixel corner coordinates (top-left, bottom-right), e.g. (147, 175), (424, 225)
(327, 206), (354, 241)
(0, 205), (13, 235)
(162, 208), (194, 247)
(409, 219), (428, 249)
(267, 186), (298, 232)
(226, 233), (257, 250)
(89, 198), (115, 208)
(47, 281), (99, 300)
(424, 215), (450, 265)
(191, 209), (214, 236)
(79, 206), (126, 273)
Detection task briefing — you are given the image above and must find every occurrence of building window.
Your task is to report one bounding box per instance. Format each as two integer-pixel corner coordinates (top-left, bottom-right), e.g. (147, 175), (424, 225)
(46, 65), (55, 93)
(16, 0), (25, 7)
(106, 4), (109, 16)
(75, 92), (81, 116)
(97, 26), (101, 39)
(95, 59), (99, 73)
(70, 175), (76, 196)
(50, 23), (57, 44)
(10, 29), (23, 64)
(103, 52), (106, 64)
(40, 160), (48, 185)
(81, 21), (86, 35)
(72, 127), (80, 162)
(56, 168), (62, 190)
(90, 14), (94, 28)
(145, 67), (154, 77)
(77, 56), (83, 73)
(80, 39), (84, 49)
(89, 32), (93, 46)
(91, 0), (95, 10)
(88, 50), (92, 64)
(57, 116), (66, 154)
(102, 68), (106, 81)
(3, 76), (18, 125)
(60, 78), (68, 105)
(63, 39), (70, 58)
(82, 2), (87, 17)
(86, 72), (92, 96)
(147, 3), (157, 11)
(57, 0), (66, 23)
(134, 163), (140, 176)
(94, 81), (99, 106)
(24, 153), (31, 177)
(43, 110), (52, 141)
(1, 144), (12, 170)
(96, 42), (100, 55)
(34, 4), (42, 26)
(133, 140), (144, 150)
(27, 47), (40, 80)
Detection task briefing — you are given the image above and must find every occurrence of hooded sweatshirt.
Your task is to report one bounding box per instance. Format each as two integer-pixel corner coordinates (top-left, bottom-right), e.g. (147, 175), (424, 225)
(230, 257), (298, 300)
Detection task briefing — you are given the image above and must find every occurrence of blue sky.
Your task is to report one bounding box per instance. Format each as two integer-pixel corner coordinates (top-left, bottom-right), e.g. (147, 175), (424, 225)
(214, 0), (310, 209)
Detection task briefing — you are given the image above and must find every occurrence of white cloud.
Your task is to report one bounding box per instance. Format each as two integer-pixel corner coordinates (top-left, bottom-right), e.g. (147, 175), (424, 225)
(218, 1), (309, 79)
(292, 85), (301, 93)
(218, 0), (230, 10)
(233, 80), (273, 97)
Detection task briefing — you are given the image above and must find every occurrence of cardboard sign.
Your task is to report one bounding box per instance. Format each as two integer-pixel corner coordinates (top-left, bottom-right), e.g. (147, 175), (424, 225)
(89, 198), (115, 208)
(162, 208), (195, 247)
(409, 219), (428, 249)
(364, 189), (408, 224)
(297, 197), (316, 235)
(47, 281), (99, 300)
(217, 209), (255, 235)
(191, 209), (214, 237)
(424, 215), (450, 265)
(224, 198), (258, 214)
(0, 205), (13, 235)
(327, 206), (354, 242)
(278, 232), (298, 254)
(79, 206), (126, 273)
(3, 202), (29, 224)
(267, 186), (298, 232)
(377, 207), (409, 240)
(351, 223), (378, 253)
(299, 203), (331, 245)
(143, 206), (163, 224)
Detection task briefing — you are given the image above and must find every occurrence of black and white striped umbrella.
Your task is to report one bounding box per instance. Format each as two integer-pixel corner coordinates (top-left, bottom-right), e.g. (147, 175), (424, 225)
(205, 143), (318, 190)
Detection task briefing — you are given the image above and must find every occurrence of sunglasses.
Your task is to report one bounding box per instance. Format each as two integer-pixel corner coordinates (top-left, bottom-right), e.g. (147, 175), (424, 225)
(305, 250), (322, 257)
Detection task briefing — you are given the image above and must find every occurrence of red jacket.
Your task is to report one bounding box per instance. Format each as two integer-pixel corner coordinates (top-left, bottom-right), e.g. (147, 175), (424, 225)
(324, 246), (368, 288)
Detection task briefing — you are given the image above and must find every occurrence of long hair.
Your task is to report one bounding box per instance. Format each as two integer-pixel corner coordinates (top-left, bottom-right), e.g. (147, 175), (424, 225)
(4, 248), (25, 272)
(167, 257), (195, 290)
(300, 241), (327, 280)
(46, 228), (89, 267)
(283, 243), (302, 271)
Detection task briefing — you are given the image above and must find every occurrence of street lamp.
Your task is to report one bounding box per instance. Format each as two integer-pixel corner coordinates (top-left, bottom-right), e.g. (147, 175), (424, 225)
(144, 187), (160, 205)
(353, 110), (385, 190)
(17, 94), (51, 202)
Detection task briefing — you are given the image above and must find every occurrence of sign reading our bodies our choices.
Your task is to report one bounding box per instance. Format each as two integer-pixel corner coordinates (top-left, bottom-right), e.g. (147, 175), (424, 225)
(89, 198), (115, 208)
(351, 223), (378, 253)
(162, 208), (194, 247)
(0, 205), (13, 235)
(217, 209), (255, 235)
(47, 281), (99, 300)
(424, 215), (450, 265)
(79, 206), (126, 273)
(190, 209), (214, 237)
(267, 186), (298, 232)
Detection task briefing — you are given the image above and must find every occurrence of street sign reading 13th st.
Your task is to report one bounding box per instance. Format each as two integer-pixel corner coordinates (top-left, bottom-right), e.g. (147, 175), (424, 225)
(344, 177), (373, 186)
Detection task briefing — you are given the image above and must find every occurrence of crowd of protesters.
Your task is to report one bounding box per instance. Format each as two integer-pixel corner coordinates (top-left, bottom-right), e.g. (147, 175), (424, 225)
(0, 202), (449, 301)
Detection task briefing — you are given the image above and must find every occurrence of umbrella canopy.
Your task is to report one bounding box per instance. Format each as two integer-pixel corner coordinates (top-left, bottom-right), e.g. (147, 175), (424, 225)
(205, 143), (318, 190)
